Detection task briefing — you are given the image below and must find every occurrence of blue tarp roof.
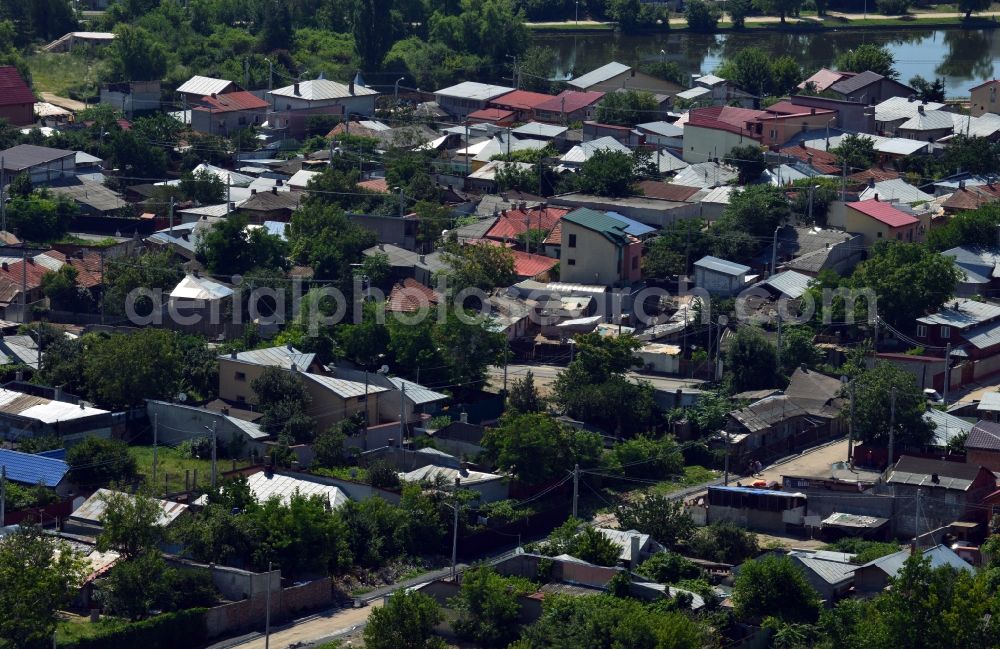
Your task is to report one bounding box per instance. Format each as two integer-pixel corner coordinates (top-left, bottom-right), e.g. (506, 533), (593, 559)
(604, 211), (657, 237)
(709, 485), (805, 497)
(0, 448), (69, 487)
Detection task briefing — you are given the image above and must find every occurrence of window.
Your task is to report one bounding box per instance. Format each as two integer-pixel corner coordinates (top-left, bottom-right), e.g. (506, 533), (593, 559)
(631, 256), (639, 270)
(769, 129), (777, 139)
(877, 231), (883, 238)
(916, 324), (928, 338)
(236, 395), (246, 403)
(941, 326), (951, 339)
(896, 232), (902, 240)
(568, 234), (577, 248)
(567, 259), (576, 266)
(357, 396), (366, 403)
(235, 371), (246, 382)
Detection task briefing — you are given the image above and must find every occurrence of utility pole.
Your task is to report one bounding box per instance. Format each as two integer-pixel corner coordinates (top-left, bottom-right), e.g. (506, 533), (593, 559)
(264, 561), (272, 649)
(888, 386), (897, 469)
(399, 382), (406, 450)
(451, 477), (460, 581)
(99, 250), (105, 326)
(776, 311), (782, 372)
(723, 430), (730, 485)
(572, 464), (579, 518)
(464, 124), (470, 176)
(942, 343), (951, 405)
(20, 248), (26, 324)
(1, 157), (6, 234)
(1, 465), (6, 527)
(502, 342), (509, 394)
(848, 381), (856, 465)
(152, 413), (159, 486)
(770, 226), (780, 277)
(168, 195), (175, 235)
(210, 421), (218, 489)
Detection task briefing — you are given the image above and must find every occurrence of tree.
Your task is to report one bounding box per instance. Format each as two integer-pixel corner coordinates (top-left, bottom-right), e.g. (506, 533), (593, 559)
(197, 213), (289, 275)
(852, 362), (933, 448)
(571, 149), (641, 198)
(927, 203), (1000, 251)
(82, 329), (185, 409)
(733, 555), (821, 624)
(595, 90), (658, 126)
(685, 0), (721, 31)
(41, 265), (91, 312)
(687, 522), (759, 563)
(724, 144), (766, 184)
(958, 0), (990, 17)
(179, 169), (226, 204)
(607, 0), (643, 31)
(508, 369), (543, 413)
(288, 202), (376, 283)
(635, 551), (702, 584)
(259, 0), (293, 51)
(352, 0), (393, 70)
(639, 61), (685, 86)
(103, 250), (183, 317)
(66, 437), (137, 488)
(716, 47), (802, 98)
(445, 243), (516, 292)
(251, 367), (316, 443)
(253, 493), (351, 577)
(109, 24), (167, 82)
(0, 525), (85, 649)
(451, 567), (533, 648)
(519, 45), (558, 93)
(8, 172), (31, 198)
(724, 326), (780, 392)
(96, 489), (164, 560)
(830, 133), (876, 172)
(835, 43), (899, 79)
(314, 415), (363, 467)
(364, 589), (444, 649)
(609, 435), (683, 480)
(727, 0), (753, 26)
(779, 327), (822, 373)
(849, 242), (960, 328)
(644, 218), (710, 278)
(615, 494), (694, 548)
(752, 0), (801, 23)
(482, 412), (602, 485)
(5, 191), (77, 242)
(569, 527), (621, 566)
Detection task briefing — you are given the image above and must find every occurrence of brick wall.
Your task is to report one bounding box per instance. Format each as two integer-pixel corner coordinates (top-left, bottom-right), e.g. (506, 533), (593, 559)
(204, 577), (332, 638)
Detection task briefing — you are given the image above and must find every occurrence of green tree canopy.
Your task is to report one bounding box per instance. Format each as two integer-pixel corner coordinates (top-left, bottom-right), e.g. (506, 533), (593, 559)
(595, 90), (658, 126)
(451, 567), (535, 648)
(444, 243), (516, 292)
(364, 589), (444, 649)
(716, 47), (802, 96)
(724, 144), (766, 184)
(830, 133), (876, 172)
(733, 555), (822, 624)
(615, 494), (695, 548)
(66, 438), (137, 489)
(752, 0), (802, 22)
(109, 24), (168, 82)
(96, 489), (165, 560)
(565, 149), (644, 198)
(724, 326), (780, 393)
(197, 213), (289, 275)
(851, 361), (933, 448)
(835, 43), (899, 79)
(250, 366), (315, 443)
(482, 412), (603, 485)
(685, 0), (722, 31)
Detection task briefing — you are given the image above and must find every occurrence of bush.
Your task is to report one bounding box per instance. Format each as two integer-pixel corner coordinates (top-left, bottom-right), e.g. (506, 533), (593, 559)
(61, 609), (208, 649)
(876, 0), (910, 14)
(687, 522), (759, 564)
(686, 0), (721, 31)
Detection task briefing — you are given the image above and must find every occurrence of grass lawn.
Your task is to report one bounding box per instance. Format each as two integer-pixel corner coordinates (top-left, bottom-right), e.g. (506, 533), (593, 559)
(647, 465), (720, 496)
(27, 53), (103, 99)
(56, 614), (124, 645)
(131, 445), (251, 496)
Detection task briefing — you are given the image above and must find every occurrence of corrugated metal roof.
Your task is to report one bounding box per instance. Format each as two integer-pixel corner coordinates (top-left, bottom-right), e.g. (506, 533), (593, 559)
(559, 136), (631, 164)
(637, 121), (683, 137)
(977, 392), (1000, 412)
(604, 211), (656, 237)
(225, 345), (315, 370)
(861, 544), (973, 576)
(0, 144), (76, 172)
(709, 485), (806, 497)
(170, 274), (233, 301)
(792, 555), (856, 585)
(512, 122), (568, 138)
(858, 178), (934, 204)
(0, 448), (68, 487)
(966, 420), (1000, 451)
(694, 255), (750, 276)
(386, 376), (449, 405)
(757, 270), (812, 299)
(303, 372), (389, 399)
(672, 162), (737, 188)
(917, 298), (1000, 328)
(246, 470), (349, 509)
(400, 464), (504, 486)
(925, 408), (974, 447)
(569, 62), (630, 89)
(433, 81), (514, 101)
(176, 75), (235, 97)
(875, 96), (946, 123)
(962, 319), (1000, 350)
(71, 489), (188, 526)
(886, 456), (982, 491)
(847, 199), (919, 227)
(595, 527), (651, 561)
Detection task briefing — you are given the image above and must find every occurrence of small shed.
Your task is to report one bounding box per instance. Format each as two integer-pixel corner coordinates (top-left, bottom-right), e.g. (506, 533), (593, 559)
(693, 256), (751, 296)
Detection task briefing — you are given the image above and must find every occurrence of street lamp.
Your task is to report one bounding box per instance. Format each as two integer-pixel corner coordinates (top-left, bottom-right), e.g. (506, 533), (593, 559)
(394, 77), (405, 103)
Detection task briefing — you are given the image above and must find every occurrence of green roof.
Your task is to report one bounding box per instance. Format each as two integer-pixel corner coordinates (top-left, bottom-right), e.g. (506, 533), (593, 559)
(561, 208), (631, 245)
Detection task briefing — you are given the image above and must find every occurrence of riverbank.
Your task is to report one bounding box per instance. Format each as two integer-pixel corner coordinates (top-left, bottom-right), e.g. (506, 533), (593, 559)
(527, 10), (1000, 33)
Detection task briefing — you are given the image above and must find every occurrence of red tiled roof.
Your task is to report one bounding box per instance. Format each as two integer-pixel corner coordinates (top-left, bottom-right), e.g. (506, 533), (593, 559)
(511, 250), (558, 278)
(534, 90), (605, 114)
(0, 66), (34, 106)
(941, 185), (1000, 211)
(847, 199), (919, 228)
(467, 107), (515, 123)
(357, 178), (390, 193)
(797, 68), (852, 92)
(847, 168), (900, 183)
(491, 90), (556, 111)
(387, 278), (440, 313)
(327, 122), (382, 139)
(764, 101), (836, 118)
(543, 221), (561, 245)
(686, 106), (767, 138)
(485, 206), (570, 240)
(636, 180), (701, 202)
(196, 91), (268, 113)
(779, 144), (840, 174)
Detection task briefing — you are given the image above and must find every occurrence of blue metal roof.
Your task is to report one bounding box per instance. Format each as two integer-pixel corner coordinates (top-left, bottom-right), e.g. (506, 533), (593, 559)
(36, 448), (66, 460)
(0, 448), (69, 487)
(709, 485), (805, 497)
(605, 211), (657, 237)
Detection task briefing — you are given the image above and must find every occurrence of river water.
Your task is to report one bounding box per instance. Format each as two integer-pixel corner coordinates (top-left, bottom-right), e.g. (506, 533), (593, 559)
(532, 27), (1000, 97)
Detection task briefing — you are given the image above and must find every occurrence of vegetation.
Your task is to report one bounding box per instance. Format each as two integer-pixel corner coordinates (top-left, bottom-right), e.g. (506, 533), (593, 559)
(451, 567), (535, 648)
(733, 554), (822, 624)
(481, 412), (602, 485)
(364, 589), (444, 649)
(834, 43), (899, 78)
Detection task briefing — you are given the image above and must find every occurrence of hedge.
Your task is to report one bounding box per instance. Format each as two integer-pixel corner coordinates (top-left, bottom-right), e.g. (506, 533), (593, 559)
(61, 608), (208, 649)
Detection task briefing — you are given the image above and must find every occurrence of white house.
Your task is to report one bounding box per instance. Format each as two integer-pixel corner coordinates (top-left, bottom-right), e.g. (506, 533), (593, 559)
(694, 255), (751, 296)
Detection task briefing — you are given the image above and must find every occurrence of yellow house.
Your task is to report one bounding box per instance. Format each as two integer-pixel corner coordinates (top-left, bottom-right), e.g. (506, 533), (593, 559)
(970, 80), (1000, 117)
(844, 199), (921, 247)
(218, 345), (318, 406)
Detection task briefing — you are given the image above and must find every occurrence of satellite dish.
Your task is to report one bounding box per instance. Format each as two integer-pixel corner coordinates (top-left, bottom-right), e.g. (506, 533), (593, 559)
(379, 364), (390, 374)
(176, 392), (188, 403)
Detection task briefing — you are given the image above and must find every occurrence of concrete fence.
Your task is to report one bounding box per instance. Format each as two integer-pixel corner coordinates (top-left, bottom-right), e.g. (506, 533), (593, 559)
(204, 576), (333, 639)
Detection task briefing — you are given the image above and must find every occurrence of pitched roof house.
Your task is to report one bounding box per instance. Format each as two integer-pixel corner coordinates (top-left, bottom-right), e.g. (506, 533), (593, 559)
(844, 199), (921, 246)
(915, 297), (1000, 361)
(558, 208), (642, 286)
(0, 66), (35, 126)
(965, 420), (1000, 472)
(568, 62), (683, 96)
(533, 90), (605, 123)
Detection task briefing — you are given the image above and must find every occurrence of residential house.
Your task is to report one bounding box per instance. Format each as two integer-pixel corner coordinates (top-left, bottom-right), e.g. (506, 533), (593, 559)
(925, 407), (974, 451)
(764, 225), (864, 277)
(787, 549), (857, 604)
(0, 250), (102, 320)
(66, 489), (189, 536)
(940, 184), (1000, 214)
(693, 256), (750, 296)
(484, 204), (569, 247)
(914, 298), (1000, 362)
(176, 75), (238, 107)
(387, 278), (439, 314)
(145, 399), (269, 453)
(558, 208), (642, 286)
(362, 243), (448, 286)
(965, 420), (1000, 472)
(238, 190), (300, 223)
(268, 79), (378, 138)
(47, 180), (125, 216)
(671, 161), (739, 189)
(300, 371), (390, 432)
(398, 464), (508, 503)
(594, 528), (664, 566)
(682, 105), (837, 164)
(466, 107), (516, 126)
(99, 80), (161, 117)
(874, 96), (947, 134)
(557, 136), (632, 170)
(844, 199), (921, 246)
(940, 246), (1000, 297)
(704, 485), (808, 534)
(322, 367), (449, 426)
(0, 66), (35, 126)
(434, 82), (514, 119)
(858, 178), (935, 205)
(465, 160), (535, 194)
(511, 122), (568, 143)
(0, 144), (76, 185)
(423, 418), (486, 458)
(168, 274), (234, 322)
(787, 94), (876, 133)
(970, 79), (1000, 117)
(828, 70), (914, 104)
(489, 90), (557, 122)
(798, 68), (854, 93)
(533, 90), (605, 124)
(0, 385), (112, 443)
(854, 544), (974, 595)
(241, 469), (349, 510)
(582, 121), (637, 146)
(190, 91), (268, 136)
(884, 456), (996, 538)
(218, 345), (319, 406)
(636, 121), (684, 150)
(675, 74), (754, 108)
(568, 61), (683, 96)
(754, 270), (814, 300)
(0, 447), (72, 497)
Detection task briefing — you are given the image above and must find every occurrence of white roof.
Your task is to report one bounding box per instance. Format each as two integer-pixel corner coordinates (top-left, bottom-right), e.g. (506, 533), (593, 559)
(594, 527), (652, 562)
(675, 86), (711, 101)
(434, 81), (514, 102)
(512, 122), (568, 138)
(177, 75), (234, 97)
(246, 471), (349, 510)
(569, 62), (631, 89)
(224, 345), (315, 369)
(673, 162), (737, 188)
(0, 388), (108, 421)
(270, 79), (378, 100)
(468, 160), (534, 181)
(170, 274), (233, 301)
(637, 121), (683, 138)
(656, 150), (689, 173)
(874, 96), (946, 123)
(559, 136), (631, 164)
(696, 74), (727, 87)
(700, 185), (735, 204)
(858, 178), (934, 204)
(71, 489), (188, 527)
(75, 150), (102, 165)
(400, 465), (504, 486)
(978, 392), (1000, 412)
(35, 102), (71, 118)
(192, 163), (253, 188)
(802, 133), (928, 156)
(472, 135), (549, 163)
(303, 372), (390, 399)
(288, 169), (320, 188)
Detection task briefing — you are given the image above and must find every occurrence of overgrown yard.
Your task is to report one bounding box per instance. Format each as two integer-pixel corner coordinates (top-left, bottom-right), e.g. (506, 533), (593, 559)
(27, 53), (104, 99)
(130, 445), (252, 496)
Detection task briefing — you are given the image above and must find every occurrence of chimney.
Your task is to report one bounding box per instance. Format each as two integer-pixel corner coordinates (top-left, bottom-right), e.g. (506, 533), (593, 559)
(54, 386), (62, 401)
(349, 79), (355, 95)
(908, 95), (915, 102)
(229, 202), (236, 210)
(14, 370), (22, 382)
(460, 411), (468, 424)
(294, 82), (300, 95)
(917, 104), (925, 114)
(211, 92), (217, 98)
(959, 180), (966, 190)
(419, 254), (426, 263)
(222, 406), (230, 415)
(868, 177), (876, 189)
(290, 363), (297, 373)
(2, 263), (8, 271)
(931, 472), (940, 484)
(230, 350), (237, 359)
(276, 179), (283, 186)
(271, 187), (277, 195)
(26, 258), (33, 265)
(251, 188), (257, 195)
(287, 343), (293, 351)
(810, 107), (816, 115)
(874, 193), (879, 201)
(630, 535), (641, 569)
(378, 243), (384, 251)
